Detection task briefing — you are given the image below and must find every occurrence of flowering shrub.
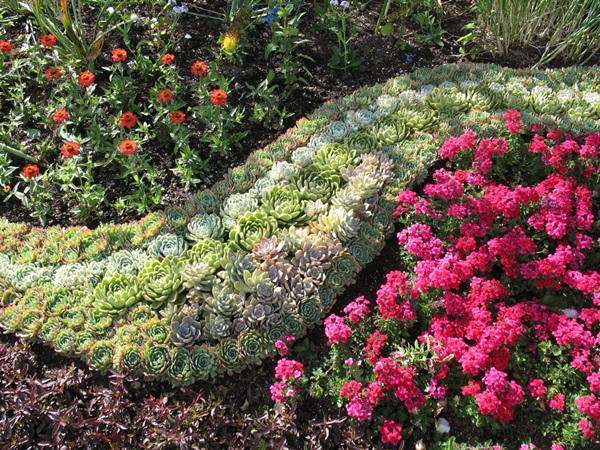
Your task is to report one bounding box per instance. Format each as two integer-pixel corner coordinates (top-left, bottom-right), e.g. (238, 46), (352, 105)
(302, 114), (600, 447)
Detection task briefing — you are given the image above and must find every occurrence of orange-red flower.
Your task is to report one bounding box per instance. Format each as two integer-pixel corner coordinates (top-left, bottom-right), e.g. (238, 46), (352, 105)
(190, 60), (208, 76)
(52, 108), (69, 124)
(0, 40), (12, 53)
(22, 164), (40, 179)
(209, 89), (228, 106)
(78, 71), (95, 87)
(157, 89), (174, 103)
(161, 53), (175, 64)
(111, 48), (128, 62)
(44, 67), (62, 79)
(119, 139), (138, 155)
(119, 111), (138, 128)
(170, 111), (186, 124)
(61, 141), (81, 158)
(40, 34), (57, 47)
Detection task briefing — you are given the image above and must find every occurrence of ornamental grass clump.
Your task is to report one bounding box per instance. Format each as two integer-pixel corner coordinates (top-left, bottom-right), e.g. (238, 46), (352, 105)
(299, 114), (600, 447)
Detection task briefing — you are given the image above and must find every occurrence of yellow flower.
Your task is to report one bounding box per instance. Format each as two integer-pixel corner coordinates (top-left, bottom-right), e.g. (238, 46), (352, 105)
(221, 28), (241, 53)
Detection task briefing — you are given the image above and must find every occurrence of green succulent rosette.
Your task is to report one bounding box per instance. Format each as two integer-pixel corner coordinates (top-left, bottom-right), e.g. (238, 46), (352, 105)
(217, 337), (244, 373)
(186, 213), (225, 242)
(53, 329), (76, 354)
(116, 343), (143, 372)
(292, 168), (342, 203)
(142, 343), (170, 376)
(138, 257), (185, 309)
(312, 143), (358, 172)
(185, 238), (225, 268)
(167, 347), (194, 385)
(170, 314), (203, 347)
(73, 331), (95, 355)
(190, 345), (219, 380)
(16, 309), (44, 339)
(94, 273), (142, 315)
(229, 211), (279, 252)
(238, 330), (268, 366)
(88, 341), (115, 371)
(147, 233), (188, 258)
(261, 185), (309, 226)
(143, 318), (169, 344)
(37, 317), (61, 341)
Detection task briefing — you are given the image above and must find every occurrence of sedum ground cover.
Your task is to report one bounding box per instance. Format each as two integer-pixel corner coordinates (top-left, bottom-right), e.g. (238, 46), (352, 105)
(1, 61), (600, 447)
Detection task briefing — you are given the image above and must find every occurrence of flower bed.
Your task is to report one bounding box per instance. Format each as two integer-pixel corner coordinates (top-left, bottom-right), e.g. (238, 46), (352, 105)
(0, 63), (599, 387)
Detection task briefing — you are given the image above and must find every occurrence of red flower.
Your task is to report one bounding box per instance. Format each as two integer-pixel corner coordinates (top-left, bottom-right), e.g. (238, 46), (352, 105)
(119, 112), (138, 128)
(78, 71), (95, 87)
(190, 60), (208, 76)
(119, 139), (138, 155)
(44, 67), (62, 79)
(22, 164), (40, 179)
(157, 89), (174, 103)
(0, 40), (12, 53)
(169, 111), (186, 124)
(111, 48), (127, 62)
(379, 420), (403, 446)
(40, 34), (57, 47)
(52, 108), (69, 124)
(209, 89), (227, 106)
(60, 141), (81, 158)
(161, 53), (175, 64)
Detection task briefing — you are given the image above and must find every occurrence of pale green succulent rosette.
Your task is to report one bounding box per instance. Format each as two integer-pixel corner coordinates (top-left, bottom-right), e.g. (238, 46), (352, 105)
(94, 273), (142, 315)
(229, 211), (279, 252)
(1, 63), (600, 384)
(138, 257), (185, 310)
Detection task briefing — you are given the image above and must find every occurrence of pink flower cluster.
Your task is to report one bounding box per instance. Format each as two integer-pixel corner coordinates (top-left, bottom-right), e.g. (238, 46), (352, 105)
(270, 358), (304, 403)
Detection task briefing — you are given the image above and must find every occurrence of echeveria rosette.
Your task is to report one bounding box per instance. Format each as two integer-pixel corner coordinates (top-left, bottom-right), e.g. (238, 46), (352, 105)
(226, 166), (255, 192)
(425, 86), (470, 114)
(311, 205), (362, 243)
(190, 345), (219, 380)
(238, 330), (268, 365)
(167, 347), (194, 386)
(127, 303), (157, 326)
(464, 84), (502, 111)
(138, 257), (185, 310)
(60, 305), (87, 329)
(116, 344), (143, 373)
(327, 121), (351, 141)
(282, 314), (306, 339)
(182, 262), (218, 303)
(16, 309), (44, 339)
(221, 192), (259, 229)
(170, 314), (202, 347)
(104, 249), (147, 277)
(398, 107), (438, 132)
(229, 211), (279, 252)
(297, 297), (323, 326)
(347, 237), (377, 265)
(204, 285), (246, 318)
(88, 341), (115, 372)
(204, 313), (233, 340)
(142, 343), (170, 377)
(185, 238), (225, 268)
(53, 329), (76, 354)
(186, 213), (225, 242)
(217, 337), (245, 374)
(147, 233), (188, 258)
(193, 190), (220, 214)
(312, 143), (358, 172)
(261, 185), (309, 226)
(529, 86), (567, 115)
(292, 168), (342, 203)
(242, 296), (277, 326)
(94, 273), (142, 315)
(143, 318), (169, 343)
(86, 310), (113, 334)
(73, 331), (95, 356)
(344, 132), (380, 154)
(114, 324), (144, 345)
(370, 115), (410, 146)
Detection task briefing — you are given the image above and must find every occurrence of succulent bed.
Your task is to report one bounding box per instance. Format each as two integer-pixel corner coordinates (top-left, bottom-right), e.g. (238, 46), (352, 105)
(0, 62), (599, 386)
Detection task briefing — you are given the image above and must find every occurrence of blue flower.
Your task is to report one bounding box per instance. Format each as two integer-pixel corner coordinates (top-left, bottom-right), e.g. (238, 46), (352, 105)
(341, 0), (350, 8)
(262, 7), (280, 25)
(405, 54), (414, 63)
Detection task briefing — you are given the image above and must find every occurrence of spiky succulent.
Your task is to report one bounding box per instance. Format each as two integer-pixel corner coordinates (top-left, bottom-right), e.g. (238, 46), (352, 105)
(116, 344), (143, 372)
(138, 257), (185, 309)
(94, 273), (142, 315)
(170, 314), (203, 347)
